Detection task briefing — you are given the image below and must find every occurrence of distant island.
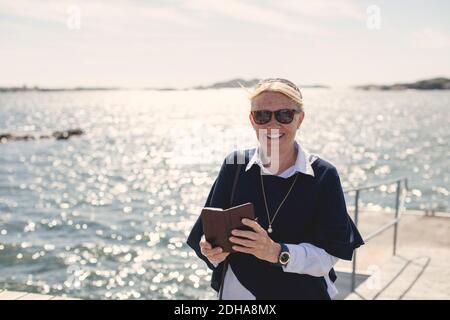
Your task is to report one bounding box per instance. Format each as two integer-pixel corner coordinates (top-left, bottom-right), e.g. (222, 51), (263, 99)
(356, 77), (450, 91)
(143, 87), (177, 91)
(192, 78), (329, 90)
(0, 86), (120, 93)
(6, 77), (450, 93)
(0, 80), (328, 93)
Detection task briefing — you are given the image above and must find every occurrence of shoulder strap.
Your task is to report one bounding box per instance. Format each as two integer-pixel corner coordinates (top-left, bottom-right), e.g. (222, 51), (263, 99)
(219, 163), (241, 300)
(229, 163), (241, 207)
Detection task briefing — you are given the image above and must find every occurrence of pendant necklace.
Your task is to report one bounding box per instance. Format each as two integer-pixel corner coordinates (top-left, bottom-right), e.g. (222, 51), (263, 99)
(260, 172), (298, 233)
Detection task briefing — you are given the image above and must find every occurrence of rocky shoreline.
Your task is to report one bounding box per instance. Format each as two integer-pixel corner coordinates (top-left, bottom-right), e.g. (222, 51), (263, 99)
(356, 77), (450, 91)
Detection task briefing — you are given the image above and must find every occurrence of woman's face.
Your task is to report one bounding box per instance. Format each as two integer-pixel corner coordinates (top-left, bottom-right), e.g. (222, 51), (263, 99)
(249, 91), (304, 153)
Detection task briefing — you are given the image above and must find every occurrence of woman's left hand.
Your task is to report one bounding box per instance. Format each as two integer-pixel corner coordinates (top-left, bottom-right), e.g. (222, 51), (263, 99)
(229, 218), (281, 263)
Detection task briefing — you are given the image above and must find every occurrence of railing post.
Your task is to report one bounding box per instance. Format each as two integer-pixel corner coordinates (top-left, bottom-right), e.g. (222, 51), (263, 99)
(393, 180), (401, 256)
(351, 190), (360, 292)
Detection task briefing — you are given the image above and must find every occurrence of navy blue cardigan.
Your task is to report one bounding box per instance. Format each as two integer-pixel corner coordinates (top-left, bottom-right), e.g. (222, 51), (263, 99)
(187, 150), (364, 299)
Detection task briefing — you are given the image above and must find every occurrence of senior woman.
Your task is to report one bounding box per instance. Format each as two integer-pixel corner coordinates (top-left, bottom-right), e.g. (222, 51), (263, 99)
(187, 78), (364, 300)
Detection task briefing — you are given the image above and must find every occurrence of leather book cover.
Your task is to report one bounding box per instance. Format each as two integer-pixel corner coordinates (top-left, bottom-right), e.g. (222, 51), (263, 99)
(201, 202), (256, 253)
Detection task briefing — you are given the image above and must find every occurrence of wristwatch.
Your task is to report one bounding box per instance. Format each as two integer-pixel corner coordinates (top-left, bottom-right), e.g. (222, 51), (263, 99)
(277, 243), (290, 266)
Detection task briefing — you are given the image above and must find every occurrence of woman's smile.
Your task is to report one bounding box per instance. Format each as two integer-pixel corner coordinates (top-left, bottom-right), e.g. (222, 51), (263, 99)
(266, 132), (285, 140)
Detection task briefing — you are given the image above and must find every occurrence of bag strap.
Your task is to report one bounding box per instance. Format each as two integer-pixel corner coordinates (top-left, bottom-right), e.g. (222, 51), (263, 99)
(229, 163), (241, 208)
(218, 163), (241, 300)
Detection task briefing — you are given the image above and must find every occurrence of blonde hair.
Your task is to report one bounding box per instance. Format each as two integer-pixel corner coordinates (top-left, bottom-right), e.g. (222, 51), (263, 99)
(247, 78), (304, 112)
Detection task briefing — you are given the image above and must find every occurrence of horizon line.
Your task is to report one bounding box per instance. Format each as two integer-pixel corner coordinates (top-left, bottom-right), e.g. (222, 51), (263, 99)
(0, 75), (449, 91)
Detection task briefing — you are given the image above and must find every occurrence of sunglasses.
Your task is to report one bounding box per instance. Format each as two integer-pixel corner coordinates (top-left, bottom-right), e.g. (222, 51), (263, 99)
(251, 109), (301, 125)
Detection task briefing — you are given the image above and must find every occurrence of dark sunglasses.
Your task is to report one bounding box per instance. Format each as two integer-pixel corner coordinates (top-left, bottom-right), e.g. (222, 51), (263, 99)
(251, 109), (301, 125)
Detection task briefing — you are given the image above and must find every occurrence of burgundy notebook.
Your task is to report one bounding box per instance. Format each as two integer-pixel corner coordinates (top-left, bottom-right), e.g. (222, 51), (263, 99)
(201, 202), (256, 253)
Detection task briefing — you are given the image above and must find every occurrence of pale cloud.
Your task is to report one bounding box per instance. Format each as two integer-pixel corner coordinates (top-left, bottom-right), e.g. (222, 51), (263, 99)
(0, 0), (66, 24)
(1, 0), (204, 32)
(1, 0), (362, 38)
(186, 0), (332, 36)
(272, 0), (365, 20)
(411, 28), (450, 49)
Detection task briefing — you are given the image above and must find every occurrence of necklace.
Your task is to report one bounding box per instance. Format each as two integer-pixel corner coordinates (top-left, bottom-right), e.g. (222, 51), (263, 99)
(260, 172), (298, 233)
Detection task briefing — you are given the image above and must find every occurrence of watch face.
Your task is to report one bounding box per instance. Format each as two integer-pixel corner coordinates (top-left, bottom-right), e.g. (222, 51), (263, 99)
(279, 252), (290, 265)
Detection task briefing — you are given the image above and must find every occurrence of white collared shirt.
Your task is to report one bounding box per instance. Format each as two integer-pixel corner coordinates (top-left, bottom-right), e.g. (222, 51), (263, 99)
(216, 141), (339, 299)
(245, 140), (317, 178)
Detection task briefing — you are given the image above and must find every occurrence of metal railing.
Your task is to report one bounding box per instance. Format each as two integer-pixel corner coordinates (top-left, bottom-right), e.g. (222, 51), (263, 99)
(344, 177), (409, 292)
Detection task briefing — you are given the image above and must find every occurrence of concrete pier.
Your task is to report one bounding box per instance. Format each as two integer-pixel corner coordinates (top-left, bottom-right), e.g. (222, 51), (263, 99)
(338, 210), (450, 300)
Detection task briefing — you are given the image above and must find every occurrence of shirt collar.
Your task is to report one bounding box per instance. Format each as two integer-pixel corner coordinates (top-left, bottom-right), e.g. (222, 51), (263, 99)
(245, 141), (316, 178)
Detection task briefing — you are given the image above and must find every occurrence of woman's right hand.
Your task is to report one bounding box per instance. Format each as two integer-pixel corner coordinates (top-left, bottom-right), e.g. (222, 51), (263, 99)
(199, 237), (229, 264)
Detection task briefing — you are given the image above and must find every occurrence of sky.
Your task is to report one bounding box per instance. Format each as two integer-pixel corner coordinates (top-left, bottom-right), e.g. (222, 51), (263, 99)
(1, 0), (449, 88)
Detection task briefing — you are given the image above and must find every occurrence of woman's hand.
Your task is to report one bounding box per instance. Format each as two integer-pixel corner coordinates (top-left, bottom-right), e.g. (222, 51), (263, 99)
(229, 218), (281, 263)
(199, 236), (230, 264)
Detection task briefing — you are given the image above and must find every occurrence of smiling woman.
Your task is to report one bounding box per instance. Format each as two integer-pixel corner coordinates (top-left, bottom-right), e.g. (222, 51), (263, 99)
(248, 81), (304, 175)
(187, 78), (364, 300)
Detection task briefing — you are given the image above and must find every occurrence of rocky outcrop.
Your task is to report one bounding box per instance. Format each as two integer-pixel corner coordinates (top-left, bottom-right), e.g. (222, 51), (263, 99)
(0, 129), (84, 143)
(356, 77), (450, 91)
(192, 78), (329, 90)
